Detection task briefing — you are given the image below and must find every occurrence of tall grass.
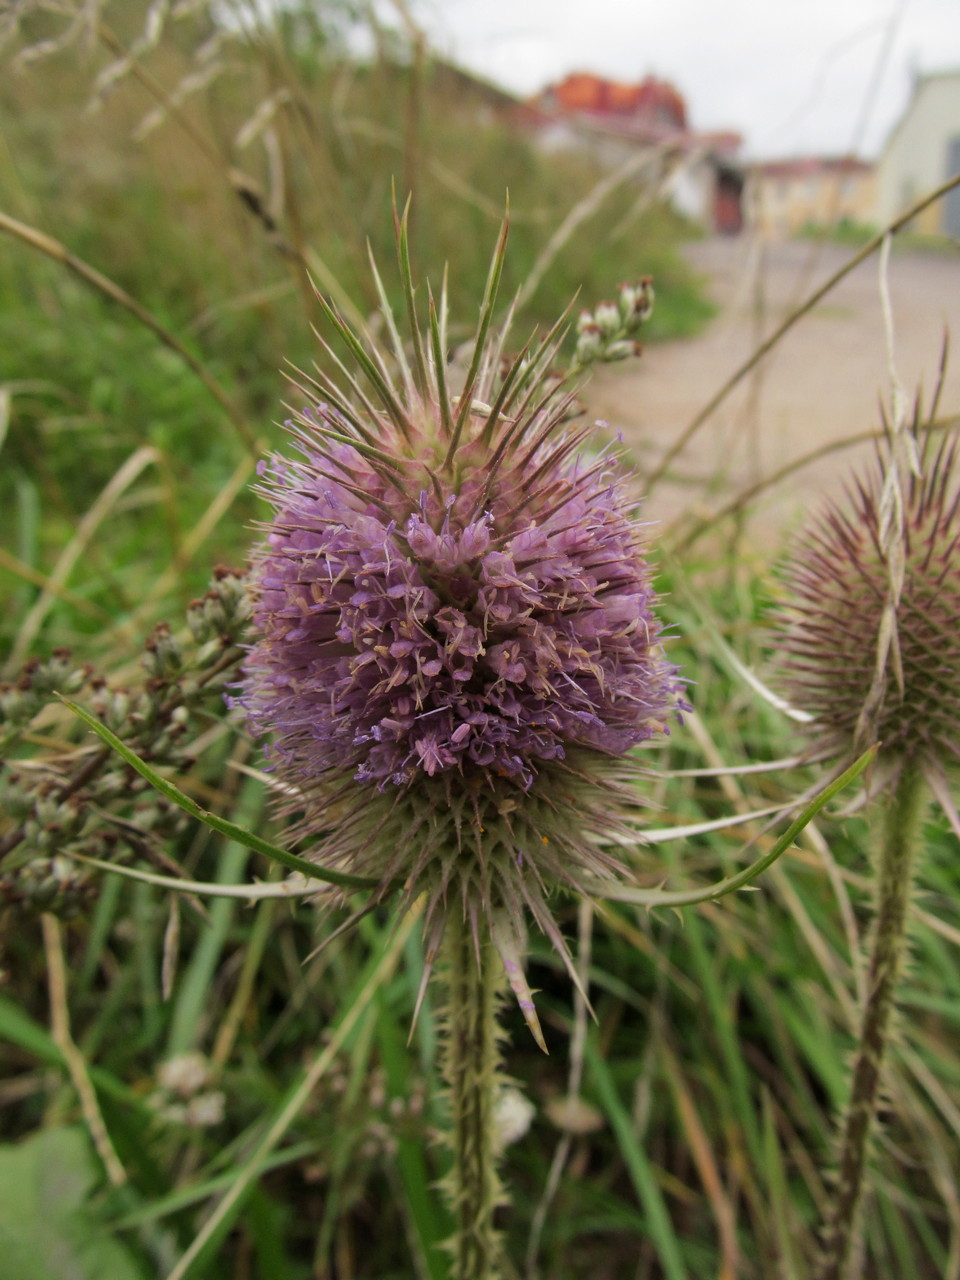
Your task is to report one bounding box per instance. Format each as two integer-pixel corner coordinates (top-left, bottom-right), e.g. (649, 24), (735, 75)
(0, 0), (710, 665)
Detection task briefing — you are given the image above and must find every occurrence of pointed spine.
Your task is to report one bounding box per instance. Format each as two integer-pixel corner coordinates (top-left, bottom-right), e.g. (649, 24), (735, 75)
(395, 196), (431, 400)
(312, 290), (414, 442)
(428, 283), (455, 439)
(366, 237), (415, 401)
(444, 212), (509, 466)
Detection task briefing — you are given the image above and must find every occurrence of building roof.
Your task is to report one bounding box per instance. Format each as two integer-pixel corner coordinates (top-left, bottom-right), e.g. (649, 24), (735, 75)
(535, 72), (688, 129)
(752, 156), (873, 180)
(527, 72), (741, 158)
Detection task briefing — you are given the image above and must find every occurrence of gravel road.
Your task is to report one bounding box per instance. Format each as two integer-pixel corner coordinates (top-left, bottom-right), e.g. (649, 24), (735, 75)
(586, 236), (960, 545)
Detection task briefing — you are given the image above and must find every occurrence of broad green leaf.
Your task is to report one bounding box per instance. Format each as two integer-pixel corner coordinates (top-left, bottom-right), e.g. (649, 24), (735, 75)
(0, 1127), (144, 1280)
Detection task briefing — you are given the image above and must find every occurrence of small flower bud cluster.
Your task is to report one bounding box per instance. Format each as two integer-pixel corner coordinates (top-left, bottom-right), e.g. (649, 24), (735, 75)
(0, 569), (251, 919)
(187, 565), (251, 647)
(0, 650), (92, 752)
(149, 1053), (225, 1129)
(572, 277), (654, 371)
(0, 852), (98, 918)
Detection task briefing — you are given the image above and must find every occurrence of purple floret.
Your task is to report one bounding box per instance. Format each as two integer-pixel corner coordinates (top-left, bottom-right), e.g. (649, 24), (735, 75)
(239, 429), (680, 792)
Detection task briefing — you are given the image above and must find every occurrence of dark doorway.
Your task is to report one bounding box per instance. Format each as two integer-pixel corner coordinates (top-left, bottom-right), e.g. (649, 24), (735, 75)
(713, 165), (744, 234)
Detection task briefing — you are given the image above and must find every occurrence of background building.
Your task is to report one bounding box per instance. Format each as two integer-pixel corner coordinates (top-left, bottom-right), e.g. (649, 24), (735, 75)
(746, 157), (875, 238)
(874, 69), (960, 237)
(528, 72), (744, 233)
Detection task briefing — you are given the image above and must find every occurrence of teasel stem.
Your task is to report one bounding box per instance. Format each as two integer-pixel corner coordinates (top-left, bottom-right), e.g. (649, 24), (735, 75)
(814, 763), (926, 1280)
(441, 910), (506, 1280)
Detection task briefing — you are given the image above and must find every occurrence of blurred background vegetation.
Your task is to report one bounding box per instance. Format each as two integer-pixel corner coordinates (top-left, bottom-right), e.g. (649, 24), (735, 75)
(0, 4), (957, 1279)
(0, 0), (710, 664)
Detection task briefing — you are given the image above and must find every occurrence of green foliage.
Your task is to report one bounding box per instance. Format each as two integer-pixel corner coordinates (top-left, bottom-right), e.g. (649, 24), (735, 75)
(797, 218), (879, 245)
(0, 1127), (145, 1279)
(3, 545), (954, 1277)
(0, 12), (710, 662)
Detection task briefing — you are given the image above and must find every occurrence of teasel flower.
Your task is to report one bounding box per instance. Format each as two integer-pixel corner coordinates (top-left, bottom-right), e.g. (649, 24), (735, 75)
(238, 215), (682, 1006)
(235, 212), (682, 1276)
(774, 414), (960, 806)
(772, 388), (960, 1280)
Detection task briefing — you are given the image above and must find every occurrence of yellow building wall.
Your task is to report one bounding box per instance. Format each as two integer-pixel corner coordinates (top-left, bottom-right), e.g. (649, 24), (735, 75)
(747, 167), (876, 238)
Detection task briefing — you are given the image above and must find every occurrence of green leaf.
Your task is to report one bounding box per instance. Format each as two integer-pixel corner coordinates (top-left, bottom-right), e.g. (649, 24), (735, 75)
(0, 1127), (145, 1280)
(58, 696), (380, 892)
(375, 992), (452, 1280)
(584, 747), (877, 908)
(164, 907), (420, 1279)
(761, 1093), (805, 1280)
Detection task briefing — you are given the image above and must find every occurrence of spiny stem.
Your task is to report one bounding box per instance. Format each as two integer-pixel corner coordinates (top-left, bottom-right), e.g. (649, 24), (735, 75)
(814, 764), (926, 1280)
(441, 912), (506, 1280)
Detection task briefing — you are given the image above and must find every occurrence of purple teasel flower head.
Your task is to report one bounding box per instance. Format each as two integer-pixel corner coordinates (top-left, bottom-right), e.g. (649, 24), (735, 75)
(772, 383), (960, 834)
(235, 214), (687, 1028)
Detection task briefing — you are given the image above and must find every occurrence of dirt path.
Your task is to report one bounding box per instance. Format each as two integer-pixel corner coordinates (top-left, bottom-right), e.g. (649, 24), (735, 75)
(585, 237), (960, 546)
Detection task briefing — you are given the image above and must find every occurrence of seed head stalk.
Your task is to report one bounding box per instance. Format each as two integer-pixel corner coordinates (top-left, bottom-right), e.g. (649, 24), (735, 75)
(814, 764), (926, 1280)
(772, 349), (960, 1274)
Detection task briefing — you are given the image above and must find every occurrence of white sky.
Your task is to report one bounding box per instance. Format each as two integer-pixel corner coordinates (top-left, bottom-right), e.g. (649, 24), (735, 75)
(397, 0), (960, 159)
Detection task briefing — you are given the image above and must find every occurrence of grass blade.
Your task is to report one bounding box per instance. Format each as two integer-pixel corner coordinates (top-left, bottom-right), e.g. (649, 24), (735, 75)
(0, 209), (257, 454)
(65, 853), (323, 900)
(163, 903), (421, 1280)
(585, 1034), (689, 1280)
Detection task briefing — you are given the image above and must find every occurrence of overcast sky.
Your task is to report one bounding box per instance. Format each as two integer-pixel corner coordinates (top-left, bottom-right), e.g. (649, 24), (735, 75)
(398, 0), (960, 160)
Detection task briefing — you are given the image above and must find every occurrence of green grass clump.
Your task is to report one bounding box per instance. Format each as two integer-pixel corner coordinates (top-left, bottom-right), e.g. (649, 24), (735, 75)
(0, 8), (710, 663)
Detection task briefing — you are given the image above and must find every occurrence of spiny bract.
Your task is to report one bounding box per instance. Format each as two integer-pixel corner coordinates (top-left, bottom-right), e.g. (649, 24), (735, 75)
(773, 406), (960, 797)
(236, 216), (684, 1024)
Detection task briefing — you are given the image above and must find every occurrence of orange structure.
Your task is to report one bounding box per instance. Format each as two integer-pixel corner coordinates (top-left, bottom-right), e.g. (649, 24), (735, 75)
(527, 69), (743, 234)
(538, 72), (687, 130)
